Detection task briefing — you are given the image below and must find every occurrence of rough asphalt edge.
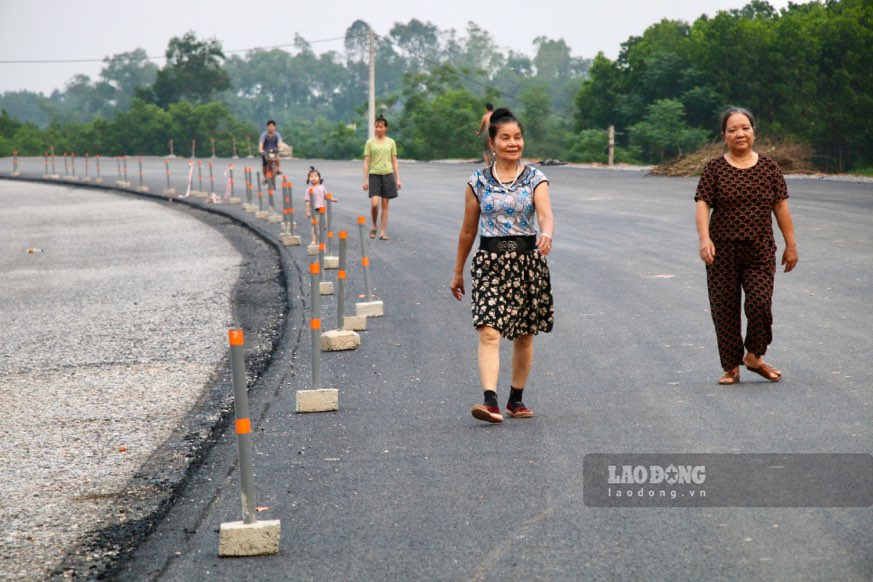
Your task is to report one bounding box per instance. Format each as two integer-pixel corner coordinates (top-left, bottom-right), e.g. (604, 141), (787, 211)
(1, 176), (305, 581)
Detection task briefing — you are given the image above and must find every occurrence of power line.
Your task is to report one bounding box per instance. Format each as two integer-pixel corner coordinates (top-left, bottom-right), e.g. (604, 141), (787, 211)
(0, 35), (355, 65)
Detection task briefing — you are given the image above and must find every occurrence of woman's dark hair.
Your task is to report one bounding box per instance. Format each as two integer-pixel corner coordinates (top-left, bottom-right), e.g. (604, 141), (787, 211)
(375, 114), (389, 128)
(485, 102), (494, 111)
(306, 166), (323, 184)
(488, 108), (523, 139)
(720, 107), (756, 133)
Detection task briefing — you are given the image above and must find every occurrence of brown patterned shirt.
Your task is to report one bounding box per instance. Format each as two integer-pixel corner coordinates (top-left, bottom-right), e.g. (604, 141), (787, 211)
(694, 155), (788, 244)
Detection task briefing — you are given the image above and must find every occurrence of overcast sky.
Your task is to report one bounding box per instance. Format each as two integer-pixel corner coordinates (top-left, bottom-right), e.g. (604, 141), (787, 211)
(0, 0), (791, 95)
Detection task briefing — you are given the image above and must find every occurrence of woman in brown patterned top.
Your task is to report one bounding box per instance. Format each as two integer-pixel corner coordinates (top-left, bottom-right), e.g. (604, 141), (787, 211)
(695, 107), (798, 385)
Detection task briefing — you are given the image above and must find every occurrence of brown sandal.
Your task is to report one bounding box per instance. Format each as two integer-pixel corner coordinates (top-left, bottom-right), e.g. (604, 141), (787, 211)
(746, 362), (782, 382)
(718, 369), (740, 385)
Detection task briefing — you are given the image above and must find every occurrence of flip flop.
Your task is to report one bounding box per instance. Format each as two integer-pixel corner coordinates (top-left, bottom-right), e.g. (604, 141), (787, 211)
(379, 234), (390, 240)
(718, 369), (740, 385)
(369, 229), (377, 239)
(745, 362), (782, 382)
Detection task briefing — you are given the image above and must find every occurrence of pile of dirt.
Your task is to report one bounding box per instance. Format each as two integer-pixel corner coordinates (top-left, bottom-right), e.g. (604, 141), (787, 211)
(650, 140), (816, 176)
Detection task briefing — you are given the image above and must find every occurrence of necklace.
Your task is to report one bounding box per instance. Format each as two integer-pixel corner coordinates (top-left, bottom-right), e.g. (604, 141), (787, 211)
(492, 161), (522, 190)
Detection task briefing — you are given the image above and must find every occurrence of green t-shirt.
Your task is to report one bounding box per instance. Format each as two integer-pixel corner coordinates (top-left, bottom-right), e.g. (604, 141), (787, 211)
(364, 137), (397, 175)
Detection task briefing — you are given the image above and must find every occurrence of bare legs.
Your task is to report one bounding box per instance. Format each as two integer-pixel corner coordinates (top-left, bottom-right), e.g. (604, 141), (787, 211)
(477, 326), (533, 392)
(370, 196), (390, 238)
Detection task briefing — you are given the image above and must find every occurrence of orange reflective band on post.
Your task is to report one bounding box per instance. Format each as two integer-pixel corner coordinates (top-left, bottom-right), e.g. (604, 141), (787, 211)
(228, 329), (245, 346)
(310, 262), (320, 274)
(328, 232), (334, 239)
(310, 318), (321, 330)
(235, 417), (251, 435)
(339, 230), (347, 239)
(357, 216), (366, 224)
(318, 207), (326, 214)
(320, 243), (326, 251)
(338, 270), (346, 280)
(362, 257), (370, 267)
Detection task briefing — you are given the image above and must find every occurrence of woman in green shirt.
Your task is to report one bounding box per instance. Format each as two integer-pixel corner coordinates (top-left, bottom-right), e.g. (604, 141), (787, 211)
(363, 115), (403, 240)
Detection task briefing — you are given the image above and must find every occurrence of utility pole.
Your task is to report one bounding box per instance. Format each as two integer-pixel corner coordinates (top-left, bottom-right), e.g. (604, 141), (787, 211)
(368, 27), (376, 141)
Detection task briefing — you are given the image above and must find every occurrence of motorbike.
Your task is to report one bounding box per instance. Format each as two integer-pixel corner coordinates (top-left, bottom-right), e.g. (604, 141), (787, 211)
(263, 148), (280, 187)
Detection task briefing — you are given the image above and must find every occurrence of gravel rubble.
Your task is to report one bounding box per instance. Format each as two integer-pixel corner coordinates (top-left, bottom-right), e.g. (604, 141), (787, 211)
(0, 181), (242, 581)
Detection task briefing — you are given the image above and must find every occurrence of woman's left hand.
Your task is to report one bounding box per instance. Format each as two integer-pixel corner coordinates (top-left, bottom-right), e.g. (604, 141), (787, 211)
(782, 245), (799, 272)
(537, 233), (552, 256)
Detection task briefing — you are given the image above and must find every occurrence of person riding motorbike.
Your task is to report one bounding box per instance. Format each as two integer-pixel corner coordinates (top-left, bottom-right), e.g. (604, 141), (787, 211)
(259, 120), (284, 183)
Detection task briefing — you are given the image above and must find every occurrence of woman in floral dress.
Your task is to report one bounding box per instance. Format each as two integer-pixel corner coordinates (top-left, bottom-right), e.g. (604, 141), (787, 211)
(450, 108), (555, 424)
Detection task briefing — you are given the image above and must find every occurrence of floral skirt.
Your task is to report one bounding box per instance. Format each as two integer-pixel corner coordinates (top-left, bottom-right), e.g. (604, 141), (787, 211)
(470, 249), (554, 340)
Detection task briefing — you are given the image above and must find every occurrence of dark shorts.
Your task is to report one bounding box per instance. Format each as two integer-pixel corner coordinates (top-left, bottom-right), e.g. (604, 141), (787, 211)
(368, 173), (398, 199)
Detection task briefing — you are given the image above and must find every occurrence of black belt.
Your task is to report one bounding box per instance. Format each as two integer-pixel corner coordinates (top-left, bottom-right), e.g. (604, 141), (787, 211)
(479, 235), (537, 254)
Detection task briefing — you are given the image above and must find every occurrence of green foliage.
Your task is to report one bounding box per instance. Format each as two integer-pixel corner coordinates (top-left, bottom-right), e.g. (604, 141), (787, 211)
(575, 0), (873, 170)
(4, 7), (871, 170)
(629, 99), (709, 161)
(153, 31), (230, 107)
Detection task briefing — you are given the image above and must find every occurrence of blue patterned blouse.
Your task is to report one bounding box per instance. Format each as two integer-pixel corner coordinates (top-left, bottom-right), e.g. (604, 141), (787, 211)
(468, 165), (548, 237)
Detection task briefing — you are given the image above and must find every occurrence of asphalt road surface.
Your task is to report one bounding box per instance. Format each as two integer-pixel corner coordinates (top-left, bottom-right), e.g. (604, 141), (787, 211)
(3, 157), (872, 580)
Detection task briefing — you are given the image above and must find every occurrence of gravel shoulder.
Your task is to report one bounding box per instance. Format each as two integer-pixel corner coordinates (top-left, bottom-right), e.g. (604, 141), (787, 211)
(0, 180), (284, 580)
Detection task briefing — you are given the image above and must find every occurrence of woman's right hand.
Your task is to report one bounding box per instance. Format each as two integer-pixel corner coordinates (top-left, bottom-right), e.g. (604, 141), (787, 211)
(362, 182), (369, 191)
(450, 273), (465, 301)
(699, 239), (716, 265)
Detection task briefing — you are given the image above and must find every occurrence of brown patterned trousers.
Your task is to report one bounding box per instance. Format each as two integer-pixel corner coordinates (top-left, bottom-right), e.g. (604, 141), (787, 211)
(706, 240), (776, 371)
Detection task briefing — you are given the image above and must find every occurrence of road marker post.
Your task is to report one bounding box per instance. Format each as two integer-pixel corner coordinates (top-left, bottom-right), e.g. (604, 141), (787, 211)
(280, 180), (301, 246)
(317, 208), (333, 295)
(356, 216), (384, 317)
(218, 329), (281, 557)
(82, 153), (91, 182)
(323, 193), (339, 270)
(338, 231), (366, 331)
(163, 159), (176, 196)
(255, 172), (269, 219)
(137, 158), (149, 192)
(296, 264), (339, 413)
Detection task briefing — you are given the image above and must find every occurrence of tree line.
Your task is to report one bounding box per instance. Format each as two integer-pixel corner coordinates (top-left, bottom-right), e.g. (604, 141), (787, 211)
(1, 1), (871, 172)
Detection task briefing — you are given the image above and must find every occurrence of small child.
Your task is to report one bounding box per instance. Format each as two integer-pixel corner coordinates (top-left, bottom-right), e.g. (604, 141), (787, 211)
(305, 167), (327, 246)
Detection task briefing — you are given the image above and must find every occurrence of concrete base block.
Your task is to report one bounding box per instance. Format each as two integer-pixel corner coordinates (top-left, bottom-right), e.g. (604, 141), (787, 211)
(81, 176), (92, 182)
(324, 256), (339, 269)
(280, 234), (302, 246)
(342, 315), (367, 331)
(306, 244), (319, 256)
(243, 204), (257, 213)
(137, 185), (150, 193)
(296, 389), (339, 413)
(163, 188), (177, 196)
(228, 196), (241, 204)
(319, 281), (334, 295)
(321, 329), (361, 351)
(267, 214), (282, 223)
(94, 178), (104, 184)
(65, 176), (81, 182)
(115, 181), (131, 188)
(190, 190), (208, 198)
(356, 301), (384, 317)
(255, 211), (269, 220)
(218, 519), (281, 557)
(11, 171), (20, 177)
